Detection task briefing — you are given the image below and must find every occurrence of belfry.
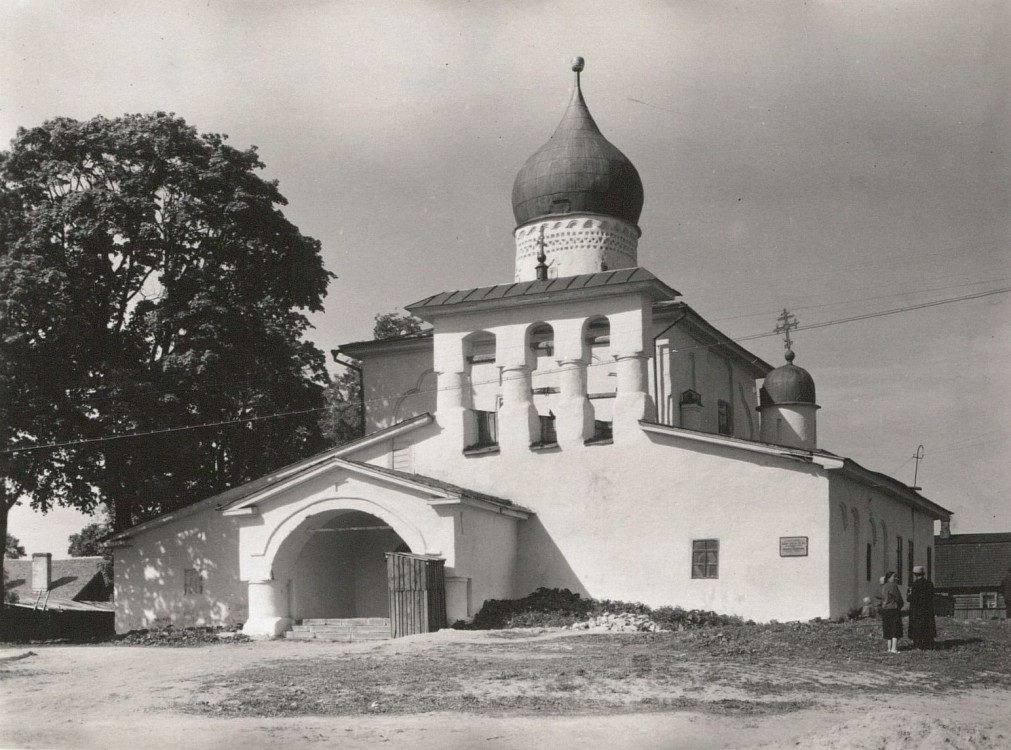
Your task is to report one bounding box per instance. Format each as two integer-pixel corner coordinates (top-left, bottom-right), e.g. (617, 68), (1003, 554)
(108, 58), (952, 636)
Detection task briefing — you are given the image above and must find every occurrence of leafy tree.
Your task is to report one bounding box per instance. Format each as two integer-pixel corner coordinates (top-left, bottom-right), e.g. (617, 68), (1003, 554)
(0, 113), (334, 606)
(371, 311), (424, 341)
(4, 533), (24, 559)
(68, 521), (114, 589)
(68, 522), (112, 557)
(320, 312), (425, 446)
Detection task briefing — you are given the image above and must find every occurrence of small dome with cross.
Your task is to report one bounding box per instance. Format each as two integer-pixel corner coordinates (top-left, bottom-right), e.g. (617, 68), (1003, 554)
(760, 350), (817, 407)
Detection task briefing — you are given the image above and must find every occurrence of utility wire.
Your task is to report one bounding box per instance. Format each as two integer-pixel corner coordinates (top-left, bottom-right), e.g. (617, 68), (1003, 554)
(6, 283), (1010, 456)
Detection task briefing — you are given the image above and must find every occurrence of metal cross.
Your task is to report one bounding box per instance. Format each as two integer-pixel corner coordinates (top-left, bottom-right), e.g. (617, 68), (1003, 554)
(774, 308), (798, 352)
(534, 225), (548, 280)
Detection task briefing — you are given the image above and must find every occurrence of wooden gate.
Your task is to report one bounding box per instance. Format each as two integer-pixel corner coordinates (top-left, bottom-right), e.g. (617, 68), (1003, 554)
(385, 552), (447, 638)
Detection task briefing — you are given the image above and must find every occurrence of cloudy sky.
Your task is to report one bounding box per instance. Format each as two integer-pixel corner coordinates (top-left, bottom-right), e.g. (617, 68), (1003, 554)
(3, 1), (1009, 554)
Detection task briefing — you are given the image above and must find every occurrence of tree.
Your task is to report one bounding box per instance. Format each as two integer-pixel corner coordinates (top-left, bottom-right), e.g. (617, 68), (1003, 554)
(68, 522), (112, 557)
(371, 311), (424, 341)
(320, 312), (425, 446)
(68, 521), (114, 589)
(4, 533), (24, 559)
(0, 113), (334, 607)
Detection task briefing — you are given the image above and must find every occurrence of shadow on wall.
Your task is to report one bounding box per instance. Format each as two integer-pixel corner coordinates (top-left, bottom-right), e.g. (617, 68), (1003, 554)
(114, 515), (245, 632)
(515, 515), (590, 599)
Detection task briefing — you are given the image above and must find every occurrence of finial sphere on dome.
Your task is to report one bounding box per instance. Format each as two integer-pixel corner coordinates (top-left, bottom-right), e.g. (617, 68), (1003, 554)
(571, 56), (585, 72)
(785, 350), (796, 363)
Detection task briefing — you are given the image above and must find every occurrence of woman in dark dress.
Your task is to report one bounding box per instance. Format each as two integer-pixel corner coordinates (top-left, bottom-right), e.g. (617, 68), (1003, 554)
(907, 565), (936, 649)
(880, 571), (904, 653)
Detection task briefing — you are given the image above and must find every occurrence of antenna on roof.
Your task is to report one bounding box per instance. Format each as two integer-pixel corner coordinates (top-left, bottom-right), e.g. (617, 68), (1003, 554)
(911, 444), (925, 490)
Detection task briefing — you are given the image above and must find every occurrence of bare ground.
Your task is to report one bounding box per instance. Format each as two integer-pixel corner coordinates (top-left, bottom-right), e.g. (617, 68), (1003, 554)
(1, 618), (1010, 749)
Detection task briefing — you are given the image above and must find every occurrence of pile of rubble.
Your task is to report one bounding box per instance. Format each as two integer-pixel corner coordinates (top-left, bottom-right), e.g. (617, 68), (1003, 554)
(566, 611), (667, 633)
(113, 626), (250, 647)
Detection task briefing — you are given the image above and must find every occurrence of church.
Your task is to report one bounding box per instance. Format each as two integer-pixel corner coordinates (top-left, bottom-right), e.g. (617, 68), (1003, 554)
(108, 59), (951, 636)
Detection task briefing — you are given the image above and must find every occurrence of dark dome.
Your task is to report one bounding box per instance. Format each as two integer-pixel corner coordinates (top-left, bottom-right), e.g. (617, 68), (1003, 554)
(511, 76), (644, 227)
(759, 351), (817, 407)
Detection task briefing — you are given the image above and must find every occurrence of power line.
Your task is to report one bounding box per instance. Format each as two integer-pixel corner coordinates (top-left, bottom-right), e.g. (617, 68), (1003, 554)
(6, 283), (1009, 456)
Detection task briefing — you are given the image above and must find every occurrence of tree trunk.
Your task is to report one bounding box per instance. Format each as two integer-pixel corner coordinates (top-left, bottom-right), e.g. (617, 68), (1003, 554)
(1, 485), (11, 640)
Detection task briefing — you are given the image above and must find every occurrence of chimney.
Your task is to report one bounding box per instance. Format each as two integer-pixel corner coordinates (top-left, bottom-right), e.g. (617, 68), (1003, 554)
(32, 553), (52, 591)
(939, 518), (951, 540)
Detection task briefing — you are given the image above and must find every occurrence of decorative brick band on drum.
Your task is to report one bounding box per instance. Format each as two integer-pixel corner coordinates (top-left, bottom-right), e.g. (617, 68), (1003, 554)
(514, 215), (639, 281)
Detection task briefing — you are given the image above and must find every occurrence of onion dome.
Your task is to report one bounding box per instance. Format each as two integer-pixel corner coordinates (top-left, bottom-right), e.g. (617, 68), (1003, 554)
(759, 350), (817, 407)
(511, 57), (644, 228)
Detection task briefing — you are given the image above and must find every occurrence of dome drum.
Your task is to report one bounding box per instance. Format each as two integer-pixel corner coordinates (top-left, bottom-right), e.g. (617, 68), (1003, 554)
(513, 214), (639, 281)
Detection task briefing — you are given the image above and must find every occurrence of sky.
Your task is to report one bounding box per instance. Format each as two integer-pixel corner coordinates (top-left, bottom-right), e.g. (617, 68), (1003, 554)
(2, 0), (1009, 555)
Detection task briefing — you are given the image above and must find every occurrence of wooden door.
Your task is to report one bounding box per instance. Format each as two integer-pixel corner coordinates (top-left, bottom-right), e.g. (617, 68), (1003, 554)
(385, 552), (447, 637)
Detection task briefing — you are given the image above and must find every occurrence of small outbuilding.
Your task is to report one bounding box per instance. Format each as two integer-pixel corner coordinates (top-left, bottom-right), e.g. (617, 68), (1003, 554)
(934, 525), (1011, 619)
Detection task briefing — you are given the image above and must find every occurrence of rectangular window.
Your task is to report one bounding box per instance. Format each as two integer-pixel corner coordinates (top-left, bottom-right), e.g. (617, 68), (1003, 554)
(474, 410), (497, 447)
(982, 592), (998, 609)
(590, 420), (612, 442)
(717, 400), (733, 436)
(896, 536), (904, 585)
(538, 414), (557, 445)
(908, 540), (915, 584)
(183, 568), (203, 595)
(926, 546), (933, 581)
(866, 543), (872, 582)
(692, 539), (719, 579)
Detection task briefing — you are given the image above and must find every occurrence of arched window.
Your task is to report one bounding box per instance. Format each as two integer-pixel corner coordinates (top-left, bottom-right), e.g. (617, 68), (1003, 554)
(839, 502), (848, 531)
(528, 323), (557, 445)
(463, 331), (498, 449)
(584, 316), (613, 441)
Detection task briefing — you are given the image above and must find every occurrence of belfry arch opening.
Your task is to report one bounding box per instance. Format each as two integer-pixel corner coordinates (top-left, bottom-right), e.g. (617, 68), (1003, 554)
(273, 509), (411, 621)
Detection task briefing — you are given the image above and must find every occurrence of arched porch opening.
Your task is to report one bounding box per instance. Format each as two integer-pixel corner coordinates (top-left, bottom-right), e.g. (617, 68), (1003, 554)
(275, 509), (411, 621)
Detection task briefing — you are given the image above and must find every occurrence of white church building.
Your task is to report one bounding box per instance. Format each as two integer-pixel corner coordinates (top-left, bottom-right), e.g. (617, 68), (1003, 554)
(109, 60), (950, 636)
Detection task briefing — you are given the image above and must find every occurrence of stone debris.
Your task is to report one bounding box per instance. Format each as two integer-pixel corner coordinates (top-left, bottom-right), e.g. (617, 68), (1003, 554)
(566, 612), (667, 633)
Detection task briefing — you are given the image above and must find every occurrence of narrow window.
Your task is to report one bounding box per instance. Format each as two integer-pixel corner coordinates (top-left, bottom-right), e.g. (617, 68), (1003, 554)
(717, 399), (733, 436)
(692, 539), (719, 579)
(866, 543), (872, 582)
(184, 568), (203, 595)
(908, 540), (915, 583)
(926, 546), (932, 580)
(538, 414), (557, 445)
(474, 410), (498, 448)
(896, 536), (904, 585)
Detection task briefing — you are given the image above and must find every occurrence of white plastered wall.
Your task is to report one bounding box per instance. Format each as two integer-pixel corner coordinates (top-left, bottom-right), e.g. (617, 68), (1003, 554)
(112, 503), (245, 633)
(410, 424), (833, 622)
(828, 474), (939, 617)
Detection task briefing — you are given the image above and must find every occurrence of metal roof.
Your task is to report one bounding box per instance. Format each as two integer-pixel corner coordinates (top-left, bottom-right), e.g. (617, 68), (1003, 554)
(345, 461), (524, 512)
(406, 268), (678, 313)
(512, 77), (643, 227)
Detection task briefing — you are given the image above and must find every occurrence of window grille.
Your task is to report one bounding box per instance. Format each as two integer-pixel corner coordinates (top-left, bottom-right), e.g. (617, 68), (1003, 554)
(692, 539), (719, 579)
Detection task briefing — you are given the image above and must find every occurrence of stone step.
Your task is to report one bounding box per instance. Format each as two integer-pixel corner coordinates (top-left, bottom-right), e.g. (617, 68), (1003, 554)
(301, 618), (390, 626)
(285, 619), (392, 642)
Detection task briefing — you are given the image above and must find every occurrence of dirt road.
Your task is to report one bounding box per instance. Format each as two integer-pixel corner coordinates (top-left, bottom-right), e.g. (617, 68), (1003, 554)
(1, 630), (1009, 749)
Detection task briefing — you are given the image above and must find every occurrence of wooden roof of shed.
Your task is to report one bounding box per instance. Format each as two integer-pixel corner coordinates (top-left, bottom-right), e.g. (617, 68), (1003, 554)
(934, 533), (1011, 589)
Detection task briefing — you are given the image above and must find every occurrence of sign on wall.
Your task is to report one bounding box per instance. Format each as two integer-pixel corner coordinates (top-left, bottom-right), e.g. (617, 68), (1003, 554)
(779, 536), (809, 557)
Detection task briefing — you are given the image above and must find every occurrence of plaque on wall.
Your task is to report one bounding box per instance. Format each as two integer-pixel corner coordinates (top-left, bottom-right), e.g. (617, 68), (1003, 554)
(779, 536), (809, 557)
